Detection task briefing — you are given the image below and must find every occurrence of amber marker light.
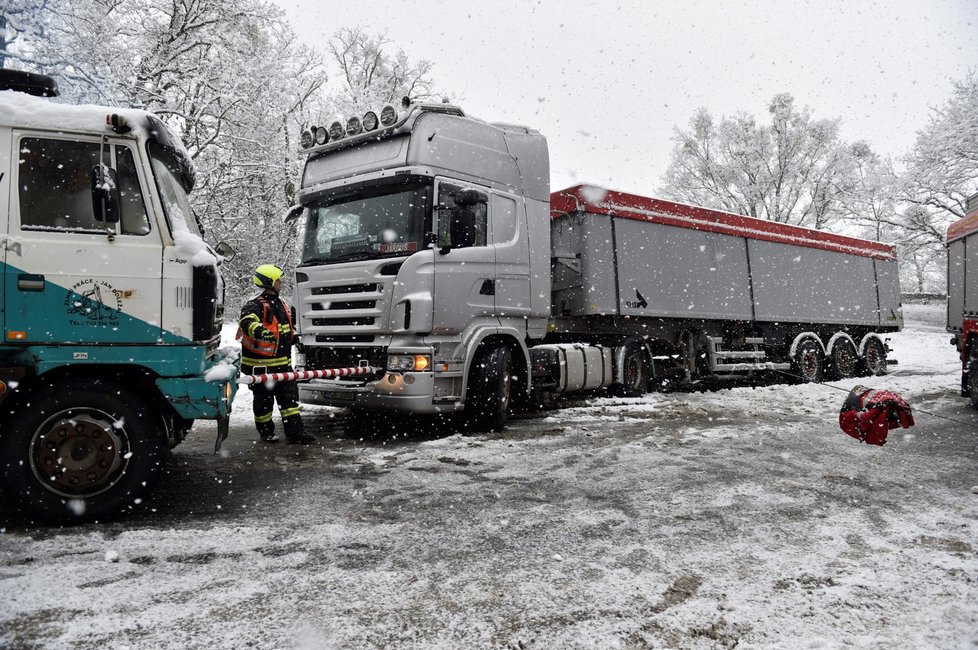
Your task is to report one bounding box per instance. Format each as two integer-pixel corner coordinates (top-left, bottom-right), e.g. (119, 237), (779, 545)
(8, 331), (26, 340)
(413, 355), (430, 371)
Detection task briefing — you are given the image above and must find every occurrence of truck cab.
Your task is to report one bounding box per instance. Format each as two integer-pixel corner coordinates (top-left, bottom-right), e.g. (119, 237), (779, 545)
(0, 70), (236, 523)
(293, 104), (552, 426)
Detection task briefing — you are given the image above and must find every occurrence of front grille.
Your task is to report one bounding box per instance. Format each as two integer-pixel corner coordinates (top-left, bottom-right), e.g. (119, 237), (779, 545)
(307, 346), (385, 373)
(302, 277), (388, 339)
(315, 334), (375, 343)
(312, 317), (375, 327)
(312, 283), (378, 295)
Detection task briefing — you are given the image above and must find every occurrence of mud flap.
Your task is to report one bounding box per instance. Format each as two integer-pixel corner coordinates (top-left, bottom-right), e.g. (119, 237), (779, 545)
(214, 415), (230, 454)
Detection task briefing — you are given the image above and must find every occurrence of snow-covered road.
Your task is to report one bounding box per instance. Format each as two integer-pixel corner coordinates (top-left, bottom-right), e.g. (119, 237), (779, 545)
(1, 301), (976, 649)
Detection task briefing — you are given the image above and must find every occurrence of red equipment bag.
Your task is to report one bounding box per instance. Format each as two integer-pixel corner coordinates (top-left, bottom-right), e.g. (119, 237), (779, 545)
(839, 385), (915, 446)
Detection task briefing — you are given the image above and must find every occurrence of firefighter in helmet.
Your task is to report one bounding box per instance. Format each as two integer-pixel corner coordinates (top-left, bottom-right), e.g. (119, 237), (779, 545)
(238, 264), (315, 444)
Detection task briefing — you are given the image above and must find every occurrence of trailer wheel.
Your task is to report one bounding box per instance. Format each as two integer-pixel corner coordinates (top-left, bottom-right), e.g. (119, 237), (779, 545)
(862, 338), (888, 376)
(0, 379), (166, 524)
(792, 339), (824, 383)
(828, 338), (859, 380)
(614, 343), (649, 397)
(466, 344), (512, 432)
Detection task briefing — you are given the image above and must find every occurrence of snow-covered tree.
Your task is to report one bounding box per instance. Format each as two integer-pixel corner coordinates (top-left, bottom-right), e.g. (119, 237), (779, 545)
(661, 94), (864, 230)
(900, 71), (978, 248)
(322, 26), (440, 119)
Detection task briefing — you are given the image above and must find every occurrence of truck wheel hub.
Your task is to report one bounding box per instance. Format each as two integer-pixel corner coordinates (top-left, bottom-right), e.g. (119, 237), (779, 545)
(30, 410), (128, 497)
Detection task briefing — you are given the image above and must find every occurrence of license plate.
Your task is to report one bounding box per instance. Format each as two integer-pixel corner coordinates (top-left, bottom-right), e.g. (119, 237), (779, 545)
(323, 390), (355, 402)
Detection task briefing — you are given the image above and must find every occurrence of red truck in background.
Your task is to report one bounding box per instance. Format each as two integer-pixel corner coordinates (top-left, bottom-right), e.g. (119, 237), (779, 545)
(946, 191), (978, 405)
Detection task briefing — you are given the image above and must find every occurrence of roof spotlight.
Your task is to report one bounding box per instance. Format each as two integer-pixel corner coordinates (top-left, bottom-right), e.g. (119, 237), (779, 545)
(346, 115), (362, 136)
(328, 121), (345, 141)
(362, 111), (379, 131)
(314, 125), (328, 145)
(380, 104), (398, 127)
(299, 129), (314, 149)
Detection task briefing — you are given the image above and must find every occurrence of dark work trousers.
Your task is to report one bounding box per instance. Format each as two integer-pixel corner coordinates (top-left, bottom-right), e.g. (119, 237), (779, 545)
(243, 363), (304, 440)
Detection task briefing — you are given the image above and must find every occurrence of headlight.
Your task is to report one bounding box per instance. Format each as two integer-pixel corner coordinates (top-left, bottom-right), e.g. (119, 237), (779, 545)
(314, 125), (328, 145)
(346, 115), (362, 136)
(300, 129), (314, 148)
(386, 354), (432, 372)
(362, 111), (379, 131)
(380, 104), (398, 126)
(328, 121), (345, 141)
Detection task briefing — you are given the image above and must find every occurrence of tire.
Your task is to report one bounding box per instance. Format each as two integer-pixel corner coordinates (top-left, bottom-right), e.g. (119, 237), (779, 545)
(968, 356), (978, 410)
(614, 343), (649, 397)
(792, 339), (824, 383)
(861, 338), (888, 377)
(827, 338), (859, 380)
(0, 379), (167, 524)
(465, 344), (513, 432)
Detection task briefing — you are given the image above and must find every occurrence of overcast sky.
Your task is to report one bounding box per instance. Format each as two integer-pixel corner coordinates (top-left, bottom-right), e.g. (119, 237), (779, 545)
(273, 0), (977, 195)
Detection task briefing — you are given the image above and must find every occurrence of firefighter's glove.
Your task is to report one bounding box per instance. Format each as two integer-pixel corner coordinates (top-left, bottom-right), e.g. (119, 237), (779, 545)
(257, 327), (276, 341)
(294, 339), (305, 353)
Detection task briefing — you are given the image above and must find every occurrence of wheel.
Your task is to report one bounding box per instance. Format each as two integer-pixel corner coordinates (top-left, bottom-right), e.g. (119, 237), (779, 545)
(792, 339), (824, 383)
(614, 343), (649, 397)
(861, 338), (888, 377)
(465, 344), (513, 432)
(968, 357), (978, 410)
(0, 379), (167, 524)
(827, 337), (859, 380)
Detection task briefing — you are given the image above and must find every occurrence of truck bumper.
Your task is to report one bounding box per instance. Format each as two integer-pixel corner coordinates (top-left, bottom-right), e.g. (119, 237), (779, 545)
(156, 376), (237, 420)
(298, 371), (464, 414)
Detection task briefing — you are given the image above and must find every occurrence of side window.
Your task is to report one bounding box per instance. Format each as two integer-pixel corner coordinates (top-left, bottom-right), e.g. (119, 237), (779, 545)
(116, 147), (150, 235)
(17, 137), (149, 235)
(492, 194), (518, 244)
(437, 182), (488, 249)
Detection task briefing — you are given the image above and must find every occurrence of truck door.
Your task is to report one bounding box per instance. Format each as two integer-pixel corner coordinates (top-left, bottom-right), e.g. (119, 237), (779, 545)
(491, 192), (531, 317)
(6, 132), (162, 344)
(430, 178), (495, 336)
(1, 125), (11, 336)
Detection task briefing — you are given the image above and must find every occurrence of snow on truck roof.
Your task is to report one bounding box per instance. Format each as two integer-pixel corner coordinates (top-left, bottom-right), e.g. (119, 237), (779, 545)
(946, 193), (978, 243)
(0, 90), (152, 137)
(551, 184), (897, 262)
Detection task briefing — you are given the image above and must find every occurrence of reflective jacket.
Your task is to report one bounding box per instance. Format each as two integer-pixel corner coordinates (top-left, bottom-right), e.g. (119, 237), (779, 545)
(237, 293), (297, 368)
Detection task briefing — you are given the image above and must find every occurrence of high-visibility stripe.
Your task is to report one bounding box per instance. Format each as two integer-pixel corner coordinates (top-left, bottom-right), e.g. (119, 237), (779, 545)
(280, 407), (301, 418)
(241, 356), (290, 367)
(255, 412), (274, 423)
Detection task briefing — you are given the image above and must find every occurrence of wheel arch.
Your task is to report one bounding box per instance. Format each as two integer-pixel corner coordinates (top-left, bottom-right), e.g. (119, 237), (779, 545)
(461, 329), (529, 401)
(788, 332), (825, 358)
(3, 364), (174, 442)
(825, 331), (857, 357)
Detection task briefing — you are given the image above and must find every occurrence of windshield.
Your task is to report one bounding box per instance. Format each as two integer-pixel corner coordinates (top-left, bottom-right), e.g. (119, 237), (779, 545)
(147, 140), (202, 238)
(301, 179), (431, 265)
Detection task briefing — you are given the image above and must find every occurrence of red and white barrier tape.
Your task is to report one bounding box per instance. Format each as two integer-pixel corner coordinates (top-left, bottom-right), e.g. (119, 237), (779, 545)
(238, 366), (379, 385)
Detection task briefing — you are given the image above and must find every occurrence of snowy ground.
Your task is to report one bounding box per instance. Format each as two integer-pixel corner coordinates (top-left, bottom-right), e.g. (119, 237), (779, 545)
(1, 301), (976, 649)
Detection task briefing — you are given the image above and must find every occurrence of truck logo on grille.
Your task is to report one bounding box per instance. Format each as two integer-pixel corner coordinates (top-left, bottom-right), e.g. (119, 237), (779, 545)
(65, 280), (122, 325)
(625, 289), (648, 310)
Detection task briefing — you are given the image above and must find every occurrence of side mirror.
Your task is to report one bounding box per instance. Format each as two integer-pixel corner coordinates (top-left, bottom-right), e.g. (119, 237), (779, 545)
(215, 241), (236, 261)
(454, 188), (488, 208)
(91, 164), (120, 224)
(283, 204), (304, 223)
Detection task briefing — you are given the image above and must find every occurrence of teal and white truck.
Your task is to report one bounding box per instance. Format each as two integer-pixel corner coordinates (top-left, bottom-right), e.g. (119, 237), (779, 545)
(0, 70), (237, 524)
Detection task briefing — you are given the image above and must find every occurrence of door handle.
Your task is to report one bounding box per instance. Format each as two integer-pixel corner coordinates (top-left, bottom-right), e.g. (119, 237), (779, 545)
(17, 273), (45, 292)
(1, 236), (21, 256)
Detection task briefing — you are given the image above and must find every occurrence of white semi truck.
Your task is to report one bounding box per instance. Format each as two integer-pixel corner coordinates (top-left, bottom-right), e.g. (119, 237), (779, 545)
(290, 102), (902, 430)
(0, 70), (237, 523)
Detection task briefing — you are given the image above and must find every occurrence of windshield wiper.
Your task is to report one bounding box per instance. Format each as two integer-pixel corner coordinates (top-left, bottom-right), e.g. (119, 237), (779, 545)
(332, 249), (379, 262)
